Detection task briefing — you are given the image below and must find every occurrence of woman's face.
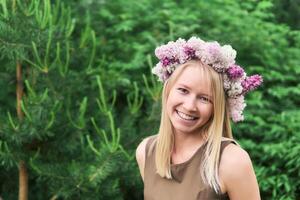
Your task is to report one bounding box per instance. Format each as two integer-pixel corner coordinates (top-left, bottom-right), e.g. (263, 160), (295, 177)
(166, 65), (213, 135)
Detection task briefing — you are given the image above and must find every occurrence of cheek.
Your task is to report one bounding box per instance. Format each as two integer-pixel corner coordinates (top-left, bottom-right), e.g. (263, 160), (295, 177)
(200, 104), (213, 117)
(167, 90), (178, 105)
(206, 105), (214, 117)
(166, 91), (179, 113)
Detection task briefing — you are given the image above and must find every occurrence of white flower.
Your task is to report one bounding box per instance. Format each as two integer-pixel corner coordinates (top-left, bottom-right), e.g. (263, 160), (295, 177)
(222, 74), (231, 90)
(227, 82), (243, 97)
(152, 63), (164, 82)
(220, 45), (236, 67)
(228, 96), (246, 122)
(186, 36), (205, 51)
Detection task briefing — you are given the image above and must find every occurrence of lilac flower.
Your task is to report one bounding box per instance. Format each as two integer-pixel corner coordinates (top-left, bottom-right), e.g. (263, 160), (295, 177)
(208, 42), (221, 57)
(162, 57), (171, 66)
(242, 75), (263, 93)
(152, 63), (165, 82)
(227, 64), (245, 79)
(223, 74), (231, 90)
(220, 45), (236, 68)
(228, 96), (246, 122)
(183, 46), (196, 59)
(186, 37), (205, 51)
(155, 41), (179, 60)
(227, 82), (243, 97)
(197, 42), (219, 66)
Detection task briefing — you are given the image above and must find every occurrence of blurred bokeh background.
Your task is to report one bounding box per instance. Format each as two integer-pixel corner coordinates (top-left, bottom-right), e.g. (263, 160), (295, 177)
(0, 0), (299, 199)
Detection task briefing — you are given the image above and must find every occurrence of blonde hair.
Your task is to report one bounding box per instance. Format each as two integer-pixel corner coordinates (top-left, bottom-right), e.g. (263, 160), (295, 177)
(152, 60), (233, 193)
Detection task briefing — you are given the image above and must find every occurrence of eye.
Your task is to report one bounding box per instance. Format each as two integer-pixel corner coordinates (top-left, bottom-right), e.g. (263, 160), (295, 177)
(177, 88), (188, 94)
(199, 96), (211, 103)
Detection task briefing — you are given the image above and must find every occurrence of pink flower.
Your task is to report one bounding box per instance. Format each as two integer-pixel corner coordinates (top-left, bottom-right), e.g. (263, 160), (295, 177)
(227, 64), (245, 79)
(228, 96), (246, 122)
(207, 42), (221, 57)
(242, 75), (263, 93)
(183, 46), (196, 59)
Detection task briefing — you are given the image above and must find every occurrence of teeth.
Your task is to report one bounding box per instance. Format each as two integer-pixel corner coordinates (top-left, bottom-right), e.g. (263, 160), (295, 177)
(176, 110), (197, 120)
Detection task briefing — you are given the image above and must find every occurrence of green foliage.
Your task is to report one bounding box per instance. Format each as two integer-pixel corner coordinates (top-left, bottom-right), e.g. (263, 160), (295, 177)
(0, 0), (299, 199)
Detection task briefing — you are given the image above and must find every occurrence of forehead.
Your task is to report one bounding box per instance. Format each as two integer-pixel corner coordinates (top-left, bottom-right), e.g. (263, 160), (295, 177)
(175, 66), (212, 95)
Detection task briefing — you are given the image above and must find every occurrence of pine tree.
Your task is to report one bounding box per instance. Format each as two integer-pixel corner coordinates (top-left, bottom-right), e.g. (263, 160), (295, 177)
(0, 0), (135, 199)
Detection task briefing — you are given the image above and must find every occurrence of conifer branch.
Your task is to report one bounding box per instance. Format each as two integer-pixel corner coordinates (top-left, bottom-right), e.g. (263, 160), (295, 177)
(55, 42), (70, 77)
(86, 30), (96, 71)
(7, 111), (18, 131)
(23, 58), (44, 72)
(67, 97), (88, 129)
(65, 6), (75, 38)
(16, 0), (35, 16)
(0, 141), (14, 167)
(25, 80), (49, 104)
(90, 112), (121, 153)
(90, 117), (109, 147)
(24, 80), (36, 98)
(118, 145), (133, 160)
(127, 81), (143, 114)
(142, 55), (162, 102)
(34, 0), (51, 29)
(96, 75), (116, 114)
(63, 41), (70, 75)
(44, 26), (53, 66)
(86, 135), (101, 156)
(96, 83), (107, 113)
(12, 0), (16, 14)
(107, 112), (118, 151)
(30, 41), (44, 70)
(0, 0), (8, 19)
(45, 111), (55, 130)
(79, 20), (91, 48)
(20, 101), (32, 122)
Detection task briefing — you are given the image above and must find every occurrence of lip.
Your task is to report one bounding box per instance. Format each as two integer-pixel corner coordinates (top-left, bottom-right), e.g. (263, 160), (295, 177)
(176, 109), (198, 118)
(175, 109), (199, 122)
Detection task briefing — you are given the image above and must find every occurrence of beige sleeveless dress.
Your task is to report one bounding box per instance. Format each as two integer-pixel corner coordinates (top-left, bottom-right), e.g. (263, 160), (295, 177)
(144, 135), (238, 200)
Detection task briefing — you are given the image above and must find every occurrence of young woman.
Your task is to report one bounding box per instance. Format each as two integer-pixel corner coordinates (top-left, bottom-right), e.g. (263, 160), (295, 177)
(136, 37), (262, 200)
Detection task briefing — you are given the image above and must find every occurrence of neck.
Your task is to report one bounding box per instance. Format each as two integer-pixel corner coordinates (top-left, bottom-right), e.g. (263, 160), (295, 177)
(172, 130), (207, 154)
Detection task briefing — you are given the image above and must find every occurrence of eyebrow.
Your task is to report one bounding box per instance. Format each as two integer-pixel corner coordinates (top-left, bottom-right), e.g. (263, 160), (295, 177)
(177, 84), (212, 98)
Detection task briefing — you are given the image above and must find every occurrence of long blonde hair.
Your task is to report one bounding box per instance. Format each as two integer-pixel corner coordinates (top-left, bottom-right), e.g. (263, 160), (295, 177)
(152, 60), (232, 193)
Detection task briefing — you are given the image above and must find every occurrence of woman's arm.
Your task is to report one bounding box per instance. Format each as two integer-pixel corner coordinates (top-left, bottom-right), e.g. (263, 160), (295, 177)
(219, 143), (261, 200)
(135, 138), (149, 182)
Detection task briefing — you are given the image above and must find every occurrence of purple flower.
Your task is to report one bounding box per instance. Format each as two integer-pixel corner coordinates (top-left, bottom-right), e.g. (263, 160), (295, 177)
(183, 46), (196, 59)
(242, 75), (263, 93)
(162, 57), (171, 66)
(227, 64), (245, 79)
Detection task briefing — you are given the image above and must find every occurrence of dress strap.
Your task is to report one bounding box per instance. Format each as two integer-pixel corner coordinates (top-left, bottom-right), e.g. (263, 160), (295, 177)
(221, 137), (240, 146)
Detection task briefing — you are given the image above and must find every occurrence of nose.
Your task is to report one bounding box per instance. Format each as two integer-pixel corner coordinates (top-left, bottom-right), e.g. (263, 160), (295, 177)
(183, 96), (197, 112)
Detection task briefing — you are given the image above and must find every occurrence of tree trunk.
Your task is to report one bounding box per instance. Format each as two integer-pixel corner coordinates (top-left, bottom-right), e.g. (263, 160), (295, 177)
(19, 160), (28, 200)
(16, 62), (28, 200)
(16, 61), (23, 119)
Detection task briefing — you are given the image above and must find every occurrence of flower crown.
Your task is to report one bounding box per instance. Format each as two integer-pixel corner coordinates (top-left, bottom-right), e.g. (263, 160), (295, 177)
(152, 37), (263, 122)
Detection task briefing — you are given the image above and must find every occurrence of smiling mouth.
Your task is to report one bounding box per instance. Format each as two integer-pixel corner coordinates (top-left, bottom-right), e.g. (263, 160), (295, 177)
(176, 110), (199, 121)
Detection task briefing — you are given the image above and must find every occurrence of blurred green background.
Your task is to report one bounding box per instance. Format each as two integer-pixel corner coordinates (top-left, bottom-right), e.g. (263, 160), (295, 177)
(0, 0), (299, 199)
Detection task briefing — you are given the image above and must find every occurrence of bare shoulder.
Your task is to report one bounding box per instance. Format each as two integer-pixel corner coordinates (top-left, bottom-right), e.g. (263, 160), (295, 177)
(135, 136), (153, 181)
(135, 137), (149, 166)
(220, 143), (252, 173)
(219, 143), (261, 200)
